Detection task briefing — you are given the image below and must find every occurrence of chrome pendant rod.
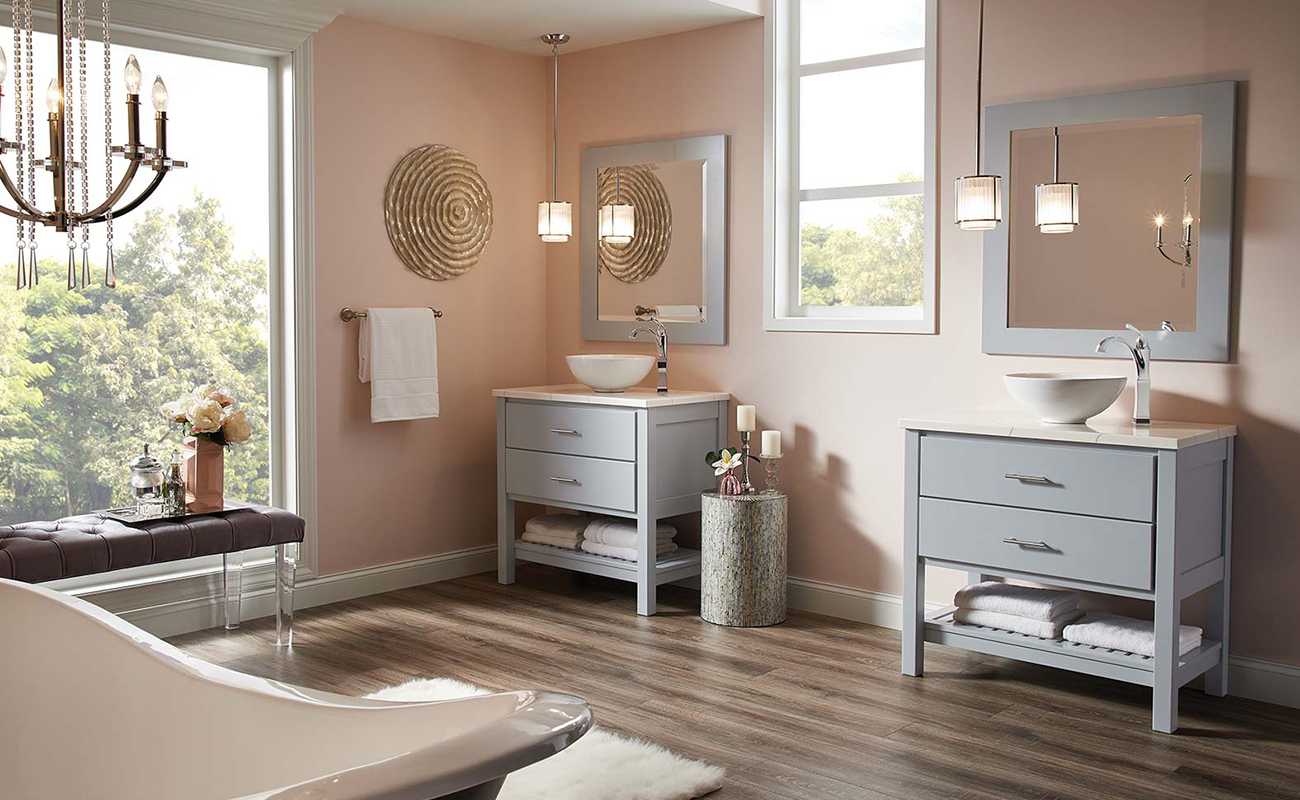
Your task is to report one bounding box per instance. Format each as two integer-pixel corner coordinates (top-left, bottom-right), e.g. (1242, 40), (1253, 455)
(975, 0), (984, 174)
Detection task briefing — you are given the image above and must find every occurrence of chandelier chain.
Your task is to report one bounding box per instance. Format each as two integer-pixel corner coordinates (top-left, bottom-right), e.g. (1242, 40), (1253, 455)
(23, 0), (35, 280)
(102, 0), (113, 285)
(78, 0), (89, 260)
(12, 0), (24, 288)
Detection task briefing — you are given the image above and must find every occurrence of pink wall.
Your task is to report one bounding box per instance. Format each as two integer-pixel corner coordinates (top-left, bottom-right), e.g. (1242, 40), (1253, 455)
(312, 18), (549, 574)
(543, 1), (1300, 666)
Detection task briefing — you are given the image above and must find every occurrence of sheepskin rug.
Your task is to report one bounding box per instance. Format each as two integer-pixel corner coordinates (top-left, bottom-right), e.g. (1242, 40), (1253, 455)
(367, 678), (724, 800)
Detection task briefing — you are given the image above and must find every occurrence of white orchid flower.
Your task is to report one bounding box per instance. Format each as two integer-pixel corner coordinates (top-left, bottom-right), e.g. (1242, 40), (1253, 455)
(712, 449), (743, 476)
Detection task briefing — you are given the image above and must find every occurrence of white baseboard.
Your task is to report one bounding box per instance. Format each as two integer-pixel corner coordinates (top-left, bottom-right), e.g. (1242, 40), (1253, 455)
(785, 575), (1300, 711)
(76, 545), (497, 640)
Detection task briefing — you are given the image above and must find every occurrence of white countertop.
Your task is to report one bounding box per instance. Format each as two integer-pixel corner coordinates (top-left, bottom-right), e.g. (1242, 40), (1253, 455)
(494, 384), (731, 408)
(900, 409), (1236, 450)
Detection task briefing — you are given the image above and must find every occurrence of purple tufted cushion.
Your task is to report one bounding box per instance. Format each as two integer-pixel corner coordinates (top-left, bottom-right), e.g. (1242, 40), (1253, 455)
(0, 505), (304, 583)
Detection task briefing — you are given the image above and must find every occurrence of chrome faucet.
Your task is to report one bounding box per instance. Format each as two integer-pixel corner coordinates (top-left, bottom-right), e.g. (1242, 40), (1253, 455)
(629, 317), (668, 393)
(1097, 324), (1151, 426)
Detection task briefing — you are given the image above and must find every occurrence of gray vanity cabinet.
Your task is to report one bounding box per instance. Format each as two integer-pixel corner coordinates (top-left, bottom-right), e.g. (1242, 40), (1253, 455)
(495, 388), (729, 615)
(900, 415), (1236, 733)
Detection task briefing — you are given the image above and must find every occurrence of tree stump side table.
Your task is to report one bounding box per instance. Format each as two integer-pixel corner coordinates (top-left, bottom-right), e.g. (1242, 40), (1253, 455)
(700, 491), (788, 627)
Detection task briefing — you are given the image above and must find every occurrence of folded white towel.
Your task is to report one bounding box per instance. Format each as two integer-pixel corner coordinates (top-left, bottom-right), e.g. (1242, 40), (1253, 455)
(581, 540), (677, 562)
(1063, 613), (1203, 658)
(521, 531), (583, 551)
(953, 607), (1085, 639)
(583, 517), (676, 549)
(954, 581), (1080, 621)
(524, 514), (588, 539)
(358, 308), (439, 423)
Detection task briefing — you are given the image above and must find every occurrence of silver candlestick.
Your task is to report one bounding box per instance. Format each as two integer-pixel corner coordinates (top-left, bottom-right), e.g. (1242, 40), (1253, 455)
(740, 431), (754, 493)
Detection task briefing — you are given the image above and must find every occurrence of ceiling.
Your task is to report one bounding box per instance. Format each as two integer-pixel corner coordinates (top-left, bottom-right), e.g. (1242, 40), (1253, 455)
(334, 0), (763, 55)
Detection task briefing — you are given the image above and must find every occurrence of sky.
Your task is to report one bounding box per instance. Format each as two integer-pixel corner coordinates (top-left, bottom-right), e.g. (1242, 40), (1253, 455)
(0, 25), (269, 270)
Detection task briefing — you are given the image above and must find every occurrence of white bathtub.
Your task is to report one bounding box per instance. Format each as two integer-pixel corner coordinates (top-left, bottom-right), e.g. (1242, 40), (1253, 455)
(0, 578), (591, 800)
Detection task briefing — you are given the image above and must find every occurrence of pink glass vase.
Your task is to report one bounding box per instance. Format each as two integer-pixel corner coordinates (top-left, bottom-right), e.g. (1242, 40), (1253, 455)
(183, 435), (225, 513)
(718, 470), (743, 495)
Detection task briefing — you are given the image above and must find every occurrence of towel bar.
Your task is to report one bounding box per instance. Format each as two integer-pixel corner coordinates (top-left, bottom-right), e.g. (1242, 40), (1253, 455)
(339, 306), (442, 321)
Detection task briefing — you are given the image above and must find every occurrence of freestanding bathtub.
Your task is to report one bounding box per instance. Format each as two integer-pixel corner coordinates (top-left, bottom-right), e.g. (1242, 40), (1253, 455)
(0, 578), (591, 799)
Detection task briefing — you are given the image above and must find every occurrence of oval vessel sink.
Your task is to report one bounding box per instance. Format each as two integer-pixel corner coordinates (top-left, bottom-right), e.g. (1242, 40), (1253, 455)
(567, 354), (655, 393)
(1004, 372), (1127, 424)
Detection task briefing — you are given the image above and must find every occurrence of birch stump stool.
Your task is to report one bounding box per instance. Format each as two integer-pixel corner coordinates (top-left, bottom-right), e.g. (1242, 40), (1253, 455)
(700, 491), (788, 627)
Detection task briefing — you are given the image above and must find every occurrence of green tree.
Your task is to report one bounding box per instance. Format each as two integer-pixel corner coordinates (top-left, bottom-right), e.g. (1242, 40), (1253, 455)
(800, 187), (924, 309)
(0, 192), (269, 523)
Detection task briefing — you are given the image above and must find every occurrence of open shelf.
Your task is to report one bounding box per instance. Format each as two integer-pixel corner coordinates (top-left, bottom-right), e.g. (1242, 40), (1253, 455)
(514, 539), (702, 585)
(924, 607), (1222, 687)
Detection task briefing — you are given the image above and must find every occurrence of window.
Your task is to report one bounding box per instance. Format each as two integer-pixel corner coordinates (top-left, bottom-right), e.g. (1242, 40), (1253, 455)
(0, 29), (286, 546)
(765, 0), (937, 332)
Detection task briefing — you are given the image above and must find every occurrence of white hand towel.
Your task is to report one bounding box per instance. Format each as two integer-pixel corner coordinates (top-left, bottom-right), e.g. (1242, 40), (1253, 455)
(1062, 613), (1203, 658)
(524, 514), (589, 539)
(358, 308), (439, 423)
(583, 517), (676, 549)
(652, 305), (702, 321)
(954, 581), (1080, 621)
(953, 607), (1084, 639)
(581, 540), (677, 562)
(521, 531), (583, 551)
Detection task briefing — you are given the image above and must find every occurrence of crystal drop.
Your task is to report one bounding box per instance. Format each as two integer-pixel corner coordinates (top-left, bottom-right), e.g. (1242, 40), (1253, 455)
(104, 246), (116, 288)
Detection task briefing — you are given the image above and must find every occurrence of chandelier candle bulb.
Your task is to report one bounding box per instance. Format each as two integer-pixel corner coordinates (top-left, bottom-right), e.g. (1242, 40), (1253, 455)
(737, 404), (756, 432)
(761, 430), (781, 458)
(151, 75), (168, 112)
(123, 54), (141, 93)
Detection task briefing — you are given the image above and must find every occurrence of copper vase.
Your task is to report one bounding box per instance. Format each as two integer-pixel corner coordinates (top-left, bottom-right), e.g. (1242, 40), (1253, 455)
(183, 435), (225, 513)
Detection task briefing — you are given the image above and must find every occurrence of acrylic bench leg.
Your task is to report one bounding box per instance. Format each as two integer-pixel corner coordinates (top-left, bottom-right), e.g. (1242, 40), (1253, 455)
(276, 544), (297, 647)
(223, 551), (243, 630)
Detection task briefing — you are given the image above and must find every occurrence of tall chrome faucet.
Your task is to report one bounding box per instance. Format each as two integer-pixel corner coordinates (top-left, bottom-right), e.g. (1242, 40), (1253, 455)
(1097, 324), (1151, 425)
(629, 317), (668, 393)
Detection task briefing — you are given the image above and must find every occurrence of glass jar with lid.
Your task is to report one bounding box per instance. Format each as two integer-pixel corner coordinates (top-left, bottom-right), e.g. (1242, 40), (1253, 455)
(128, 444), (166, 518)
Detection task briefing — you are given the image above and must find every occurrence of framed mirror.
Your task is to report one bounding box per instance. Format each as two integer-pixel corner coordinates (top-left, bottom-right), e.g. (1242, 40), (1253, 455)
(581, 135), (728, 345)
(982, 82), (1236, 361)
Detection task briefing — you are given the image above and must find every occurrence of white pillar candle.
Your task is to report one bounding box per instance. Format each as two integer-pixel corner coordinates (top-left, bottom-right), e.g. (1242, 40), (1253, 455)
(736, 405), (756, 432)
(761, 430), (781, 458)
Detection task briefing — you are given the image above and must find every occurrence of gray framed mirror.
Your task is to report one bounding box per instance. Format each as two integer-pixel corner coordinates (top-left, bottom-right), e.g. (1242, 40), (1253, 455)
(982, 81), (1236, 361)
(581, 135), (728, 345)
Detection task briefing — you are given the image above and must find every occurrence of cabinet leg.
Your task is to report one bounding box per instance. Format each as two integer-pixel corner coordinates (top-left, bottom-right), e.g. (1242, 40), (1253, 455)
(498, 498), (516, 585)
(1203, 579), (1229, 697)
(637, 513), (656, 616)
(1152, 592), (1181, 733)
(902, 558), (924, 677)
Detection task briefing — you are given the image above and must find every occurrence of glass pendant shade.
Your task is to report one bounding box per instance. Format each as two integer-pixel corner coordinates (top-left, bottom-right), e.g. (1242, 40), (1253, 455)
(954, 175), (1002, 230)
(598, 202), (635, 245)
(537, 201), (572, 243)
(1035, 181), (1079, 234)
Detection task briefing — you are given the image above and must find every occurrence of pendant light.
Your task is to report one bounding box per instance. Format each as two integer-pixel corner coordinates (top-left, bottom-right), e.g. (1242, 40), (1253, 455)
(537, 33), (572, 243)
(954, 0), (1002, 231)
(1035, 126), (1079, 233)
(598, 167), (635, 244)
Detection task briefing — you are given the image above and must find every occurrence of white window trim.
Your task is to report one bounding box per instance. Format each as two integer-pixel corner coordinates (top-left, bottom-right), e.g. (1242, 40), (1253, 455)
(763, 0), (938, 334)
(36, 3), (332, 612)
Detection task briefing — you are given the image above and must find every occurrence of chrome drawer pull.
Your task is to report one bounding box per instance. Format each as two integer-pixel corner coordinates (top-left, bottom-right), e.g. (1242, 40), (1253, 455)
(1005, 473), (1052, 484)
(549, 428), (580, 435)
(549, 476), (580, 484)
(1003, 537), (1050, 550)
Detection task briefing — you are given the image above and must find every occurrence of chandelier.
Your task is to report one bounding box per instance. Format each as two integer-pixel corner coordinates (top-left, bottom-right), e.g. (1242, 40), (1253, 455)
(4, 0), (185, 290)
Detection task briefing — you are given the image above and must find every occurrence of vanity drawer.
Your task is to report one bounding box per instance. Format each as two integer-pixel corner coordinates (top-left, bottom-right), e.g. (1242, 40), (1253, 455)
(505, 448), (636, 512)
(505, 402), (636, 461)
(920, 434), (1155, 522)
(918, 498), (1154, 591)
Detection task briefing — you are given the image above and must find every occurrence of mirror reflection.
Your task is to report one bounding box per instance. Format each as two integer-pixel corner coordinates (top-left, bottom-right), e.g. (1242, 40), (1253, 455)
(596, 159), (706, 323)
(1008, 115), (1202, 332)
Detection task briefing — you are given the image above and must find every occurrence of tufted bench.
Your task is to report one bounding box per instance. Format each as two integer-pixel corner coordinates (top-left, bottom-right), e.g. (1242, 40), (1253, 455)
(0, 504), (304, 645)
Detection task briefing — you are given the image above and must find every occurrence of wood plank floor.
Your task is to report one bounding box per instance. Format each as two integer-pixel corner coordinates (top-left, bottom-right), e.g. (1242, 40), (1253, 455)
(170, 565), (1300, 800)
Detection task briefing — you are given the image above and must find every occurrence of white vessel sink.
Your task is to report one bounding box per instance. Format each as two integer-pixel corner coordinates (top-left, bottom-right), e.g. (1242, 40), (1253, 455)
(1003, 372), (1127, 424)
(566, 354), (655, 393)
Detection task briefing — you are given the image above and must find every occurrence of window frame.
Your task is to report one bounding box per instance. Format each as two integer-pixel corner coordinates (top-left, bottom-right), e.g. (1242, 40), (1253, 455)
(764, 0), (938, 334)
(11, 13), (323, 610)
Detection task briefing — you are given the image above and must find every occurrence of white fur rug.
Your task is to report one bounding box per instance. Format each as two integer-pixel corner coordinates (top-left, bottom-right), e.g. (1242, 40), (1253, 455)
(367, 678), (724, 800)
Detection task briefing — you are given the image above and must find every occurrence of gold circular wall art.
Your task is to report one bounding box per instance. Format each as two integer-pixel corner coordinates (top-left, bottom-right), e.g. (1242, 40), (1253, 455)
(384, 144), (493, 281)
(598, 165), (672, 284)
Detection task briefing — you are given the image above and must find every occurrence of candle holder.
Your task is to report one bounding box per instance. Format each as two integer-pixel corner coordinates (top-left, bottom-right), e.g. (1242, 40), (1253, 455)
(762, 454), (782, 493)
(740, 431), (754, 493)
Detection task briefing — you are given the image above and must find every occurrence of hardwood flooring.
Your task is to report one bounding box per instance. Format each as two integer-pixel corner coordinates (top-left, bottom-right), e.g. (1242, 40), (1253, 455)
(170, 565), (1300, 800)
